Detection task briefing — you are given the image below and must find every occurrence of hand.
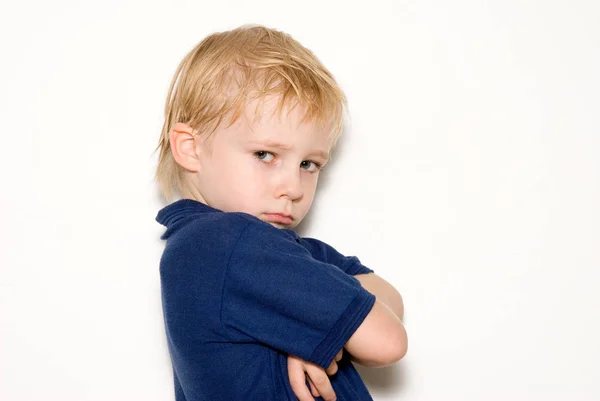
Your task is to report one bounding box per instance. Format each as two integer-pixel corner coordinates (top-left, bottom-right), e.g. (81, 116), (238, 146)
(325, 349), (344, 376)
(287, 350), (344, 401)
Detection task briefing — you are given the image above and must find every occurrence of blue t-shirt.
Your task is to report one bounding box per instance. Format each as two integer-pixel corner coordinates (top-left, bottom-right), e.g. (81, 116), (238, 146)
(156, 199), (376, 401)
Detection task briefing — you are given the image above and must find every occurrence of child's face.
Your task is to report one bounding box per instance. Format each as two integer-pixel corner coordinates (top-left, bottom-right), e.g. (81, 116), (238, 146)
(192, 98), (333, 229)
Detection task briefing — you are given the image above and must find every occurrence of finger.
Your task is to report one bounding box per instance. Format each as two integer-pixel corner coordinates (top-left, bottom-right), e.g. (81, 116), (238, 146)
(308, 377), (320, 398)
(306, 366), (336, 401)
(335, 349), (343, 362)
(326, 361), (338, 376)
(288, 361), (315, 401)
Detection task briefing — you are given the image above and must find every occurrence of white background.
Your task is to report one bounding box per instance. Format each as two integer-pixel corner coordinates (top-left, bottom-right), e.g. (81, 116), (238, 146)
(1, 1), (599, 400)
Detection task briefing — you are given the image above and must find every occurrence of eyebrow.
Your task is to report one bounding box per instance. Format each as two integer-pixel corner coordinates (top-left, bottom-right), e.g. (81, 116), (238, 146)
(249, 140), (292, 151)
(248, 140), (330, 160)
(311, 150), (330, 161)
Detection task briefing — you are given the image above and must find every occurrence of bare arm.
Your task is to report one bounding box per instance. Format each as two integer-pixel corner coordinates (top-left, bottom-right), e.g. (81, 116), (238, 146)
(354, 273), (404, 320)
(344, 273), (407, 367)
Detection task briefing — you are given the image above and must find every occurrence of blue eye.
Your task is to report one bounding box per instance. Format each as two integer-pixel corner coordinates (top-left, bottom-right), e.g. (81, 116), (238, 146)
(254, 151), (275, 162)
(300, 160), (321, 172)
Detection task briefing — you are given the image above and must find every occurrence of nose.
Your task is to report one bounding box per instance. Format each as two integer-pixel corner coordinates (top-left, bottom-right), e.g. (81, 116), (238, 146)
(274, 167), (304, 201)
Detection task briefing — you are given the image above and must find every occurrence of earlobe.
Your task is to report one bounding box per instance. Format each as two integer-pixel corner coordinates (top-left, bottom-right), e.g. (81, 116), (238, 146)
(169, 123), (201, 172)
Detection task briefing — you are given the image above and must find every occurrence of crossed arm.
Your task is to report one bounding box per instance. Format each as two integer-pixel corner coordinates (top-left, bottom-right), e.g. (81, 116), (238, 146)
(348, 273), (406, 366)
(288, 272), (407, 400)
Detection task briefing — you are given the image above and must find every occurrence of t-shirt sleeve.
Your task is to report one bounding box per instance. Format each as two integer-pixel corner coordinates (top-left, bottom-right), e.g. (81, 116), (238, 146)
(299, 237), (374, 276)
(221, 222), (376, 369)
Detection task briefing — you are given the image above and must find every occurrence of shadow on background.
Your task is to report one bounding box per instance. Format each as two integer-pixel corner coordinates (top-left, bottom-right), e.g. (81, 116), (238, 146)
(295, 124), (350, 237)
(354, 363), (407, 395)
(297, 124), (408, 395)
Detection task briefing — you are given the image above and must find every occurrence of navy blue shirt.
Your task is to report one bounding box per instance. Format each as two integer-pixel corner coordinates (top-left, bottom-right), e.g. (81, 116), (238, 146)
(156, 199), (376, 401)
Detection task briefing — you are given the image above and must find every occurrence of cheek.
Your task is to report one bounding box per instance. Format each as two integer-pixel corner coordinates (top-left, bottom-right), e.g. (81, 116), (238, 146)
(306, 172), (320, 188)
(301, 175), (319, 201)
(228, 159), (271, 196)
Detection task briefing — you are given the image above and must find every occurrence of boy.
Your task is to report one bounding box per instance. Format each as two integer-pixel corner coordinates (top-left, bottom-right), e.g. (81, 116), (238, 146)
(155, 25), (407, 401)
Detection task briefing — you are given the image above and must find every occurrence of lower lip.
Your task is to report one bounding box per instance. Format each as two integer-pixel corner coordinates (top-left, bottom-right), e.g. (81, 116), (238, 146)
(264, 213), (293, 225)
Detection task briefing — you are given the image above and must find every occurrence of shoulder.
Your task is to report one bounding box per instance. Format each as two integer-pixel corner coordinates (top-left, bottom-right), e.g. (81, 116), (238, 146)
(161, 212), (277, 268)
(172, 212), (304, 258)
(298, 237), (327, 253)
(231, 218), (306, 254)
(297, 237), (374, 275)
(173, 211), (260, 242)
(297, 236), (341, 261)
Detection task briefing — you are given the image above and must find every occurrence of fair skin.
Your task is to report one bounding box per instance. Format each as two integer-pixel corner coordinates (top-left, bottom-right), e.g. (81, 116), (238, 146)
(170, 97), (407, 401)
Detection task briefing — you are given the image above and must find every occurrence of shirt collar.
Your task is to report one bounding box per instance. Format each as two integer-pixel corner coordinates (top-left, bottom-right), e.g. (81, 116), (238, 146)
(156, 199), (216, 227)
(156, 199), (301, 241)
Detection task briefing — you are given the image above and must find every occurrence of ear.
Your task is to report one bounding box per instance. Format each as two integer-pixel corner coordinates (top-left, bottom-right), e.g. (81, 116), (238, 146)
(169, 123), (201, 172)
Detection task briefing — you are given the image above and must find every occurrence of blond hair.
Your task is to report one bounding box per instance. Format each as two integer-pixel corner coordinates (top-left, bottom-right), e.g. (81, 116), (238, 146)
(154, 25), (347, 201)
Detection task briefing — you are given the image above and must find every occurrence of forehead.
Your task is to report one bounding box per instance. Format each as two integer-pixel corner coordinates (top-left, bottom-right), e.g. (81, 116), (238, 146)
(231, 96), (335, 150)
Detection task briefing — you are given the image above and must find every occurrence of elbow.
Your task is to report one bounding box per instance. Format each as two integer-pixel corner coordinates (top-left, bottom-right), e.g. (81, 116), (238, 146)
(392, 324), (408, 362)
(358, 320), (408, 368)
(378, 322), (408, 366)
(346, 300), (408, 367)
(391, 292), (404, 321)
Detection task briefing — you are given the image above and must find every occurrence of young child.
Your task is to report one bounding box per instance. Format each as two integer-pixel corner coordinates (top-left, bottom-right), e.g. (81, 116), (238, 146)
(155, 25), (407, 401)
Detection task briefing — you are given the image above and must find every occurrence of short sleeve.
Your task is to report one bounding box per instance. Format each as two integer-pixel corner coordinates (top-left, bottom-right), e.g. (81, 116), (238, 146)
(299, 237), (374, 276)
(221, 223), (376, 369)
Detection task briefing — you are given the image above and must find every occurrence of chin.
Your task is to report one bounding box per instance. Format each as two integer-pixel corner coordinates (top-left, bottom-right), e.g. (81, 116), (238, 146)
(266, 221), (298, 230)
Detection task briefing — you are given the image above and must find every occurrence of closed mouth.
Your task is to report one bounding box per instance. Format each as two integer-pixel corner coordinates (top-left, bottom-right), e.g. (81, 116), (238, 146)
(263, 213), (293, 225)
